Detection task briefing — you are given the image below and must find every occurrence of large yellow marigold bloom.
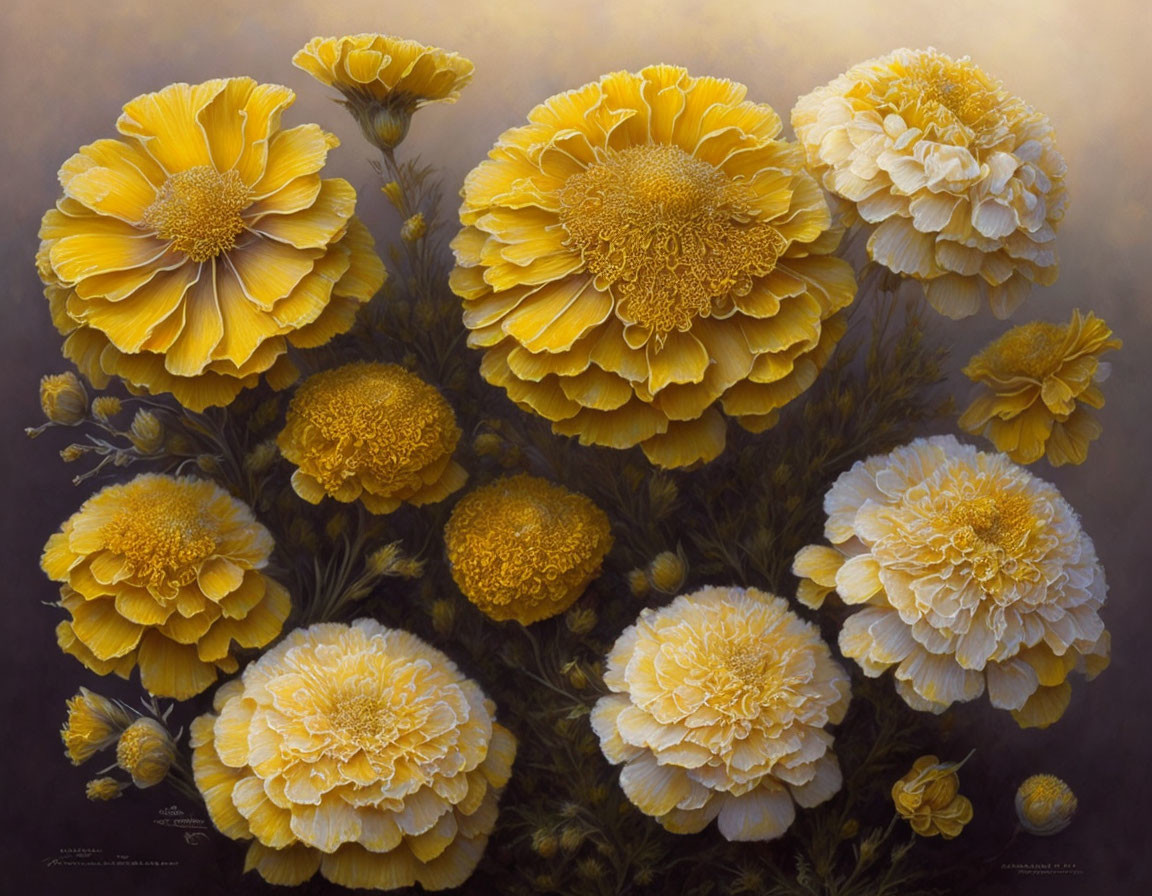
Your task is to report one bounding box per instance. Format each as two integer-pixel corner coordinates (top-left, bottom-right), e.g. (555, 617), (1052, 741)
(793, 48), (1067, 319)
(190, 619), (517, 890)
(451, 65), (856, 469)
(294, 35), (473, 150)
(592, 586), (851, 841)
(444, 475), (612, 624)
(277, 362), (466, 514)
(37, 78), (386, 411)
(792, 435), (1108, 729)
(892, 755), (973, 839)
(958, 310), (1120, 466)
(42, 474), (291, 699)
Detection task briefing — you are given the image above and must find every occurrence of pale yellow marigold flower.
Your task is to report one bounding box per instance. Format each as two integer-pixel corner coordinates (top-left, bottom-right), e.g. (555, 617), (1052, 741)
(86, 776), (128, 801)
(592, 586), (851, 841)
(62, 687), (135, 764)
(892, 755), (973, 839)
(278, 362), (466, 514)
(43, 473), (292, 699)
(294, 34), (474, 151)
(37, 78), (386, 411)
(444, 475), (612, 624)
(958, 310), (1120, 466)
(793, 48), (1066, 319)
(452, 65), (856, 469)
(1015, 774), (1077, 835)
(41, 372), (88, 424)
(116, 717), (176, 788)
(190, 619), (517, 890)
(792, 435), (1109, 729)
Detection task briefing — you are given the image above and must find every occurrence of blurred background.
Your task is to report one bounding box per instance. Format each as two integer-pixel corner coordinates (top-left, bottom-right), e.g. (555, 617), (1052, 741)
(1, 0), (1148, 893)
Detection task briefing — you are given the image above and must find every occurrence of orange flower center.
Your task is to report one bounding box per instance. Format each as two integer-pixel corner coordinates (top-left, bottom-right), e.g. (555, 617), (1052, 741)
(984, 320), (1068, 379)
(142, 166), (251, 262)
(557, 144), (787, 338)
(101, 485), (219, 588)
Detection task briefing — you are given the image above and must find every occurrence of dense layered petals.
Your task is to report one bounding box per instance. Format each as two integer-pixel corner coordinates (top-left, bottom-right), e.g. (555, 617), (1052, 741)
(892, 755), (973, 839)
(593, 586), (851, 840)
(958, 310), (1119, 465)
(37, 78), (385, 410)
(792, 436), (1108, 728)
(453, 66), (855, 468)
(444, 475), (612, 624)
(43, 474), (290, 699)
(793, 48), (1067, 319)
(277, 362), (466, 514)
(191, 619), (516, 890)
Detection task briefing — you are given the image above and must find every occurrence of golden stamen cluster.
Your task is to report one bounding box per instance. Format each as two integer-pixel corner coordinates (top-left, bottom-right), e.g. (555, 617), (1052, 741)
(592, 586), (851, 841)
(43, 473), (291, 699)
(191, 619), (517, 890)
(793, 48), (1067, 319)
(294, 35), (474, 151)
(793, 435), (1109, 728)
(37, 78), (386, 411)
(278, 362), (467, 514)
(958, 310), (1120, 465)
(892, 755), (973, 839)
(452, 65), (856, 469)
(444, 475), (612, 624)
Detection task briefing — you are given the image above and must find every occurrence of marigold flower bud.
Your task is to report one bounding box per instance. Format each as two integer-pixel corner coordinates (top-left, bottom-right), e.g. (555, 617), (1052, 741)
(61, 688), (135, 765)
(626, 568), (650, 597)
(430, 599), (456, 636)
(366, 543), (403, 576)
(401, 212), (426, 242)
(128, 409), (164, 454)
(60, 445), (85, 463)
(531, 829), (558, 858)
(647, 550), (686, 594)
(562, 659), (589, 690)
(381, 181), (404, 209)
(116, 718), (176, 788)
(91, 396), (122, 422)
(1016, 774), (1077, 836)
(564, 606), (597, 635)
(85, 777), (128, 801)
(558, 825), (586, 851)
(40, 372), (88, 425)
(892, 755), (974, 839)
(472, 432), (504, 457)
(243, 439), (278, 473)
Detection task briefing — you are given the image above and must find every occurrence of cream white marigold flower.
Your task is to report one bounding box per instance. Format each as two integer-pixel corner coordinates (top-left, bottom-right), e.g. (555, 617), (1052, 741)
(191, 619), (516, 890)
(792, 435), (1108, 728)
(793, 48), (1067, 319)
(592, 586), (851, 841)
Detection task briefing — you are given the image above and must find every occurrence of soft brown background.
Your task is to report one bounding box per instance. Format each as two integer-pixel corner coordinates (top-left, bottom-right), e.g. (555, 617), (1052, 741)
(1, 0), (1148, 893)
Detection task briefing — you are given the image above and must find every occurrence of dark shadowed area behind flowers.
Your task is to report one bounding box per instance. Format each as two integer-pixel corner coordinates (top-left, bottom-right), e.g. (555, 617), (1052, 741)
(0, 0), (1149, 894)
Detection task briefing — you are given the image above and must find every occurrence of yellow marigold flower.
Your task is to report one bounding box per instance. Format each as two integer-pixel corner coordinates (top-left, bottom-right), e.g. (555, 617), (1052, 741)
(86, 776), (128, 801)
(37, 78), (386, 411)
(958, 310), (1120, 466)
(42, 473), (291, 699)
(1015, 774), (1077, 835)
(793, 48), (1067, 319)
(62, 687), (135, 764)
(592, 586), (851, 841)
(294, 35), (474, 151)
(116, 718), (176, 788)
(190, 619), (517, 890)
(452, 65), (856, 469)
(444, 475), (612, 624)
(278, 362), (466, 514)
(792, 435), (1109, 728)
(90, 395), (122, 422)
(892, 755), (973, 839)
(41, 372), (88, 424)
(647, 550), (687, 594)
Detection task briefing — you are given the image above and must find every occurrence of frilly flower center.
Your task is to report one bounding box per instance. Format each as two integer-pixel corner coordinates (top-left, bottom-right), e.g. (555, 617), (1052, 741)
(984, 321), (1068, 379)
(557, 144), (787, 339)
(1023, 775), (1071, 804)
(947, 493), (1034, 553)
(328, 692), (396, 747)
(101, 487), (218, 588)
(142, 166), (251, 262)
(891, 56), (1000, 138)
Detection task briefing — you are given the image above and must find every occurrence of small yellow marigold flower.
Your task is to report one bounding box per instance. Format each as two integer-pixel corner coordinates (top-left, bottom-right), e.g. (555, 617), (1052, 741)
(444, 475), (613, 624)
(43, 474), (291, 699)
(278, 362), (466, 514)
(294, 34), (474, 151)
(959, 310), (1121, 466)
(647, 550), (687, 594)
(41, 372), (88, 425)
(626, 568), (650, 597)
(1016, 774), (1077, 836)
(116, 718), (176, 788)
(86, 776), (128, 801)
(594, 586), (851, 841)
(62, 688), (135, 764)
(190, 619), (516, 890)
(90, 395), (122, 422)
(128, 409), (164, 454)
(400, 212), (426, 242)
(892, 755), (974, 839)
